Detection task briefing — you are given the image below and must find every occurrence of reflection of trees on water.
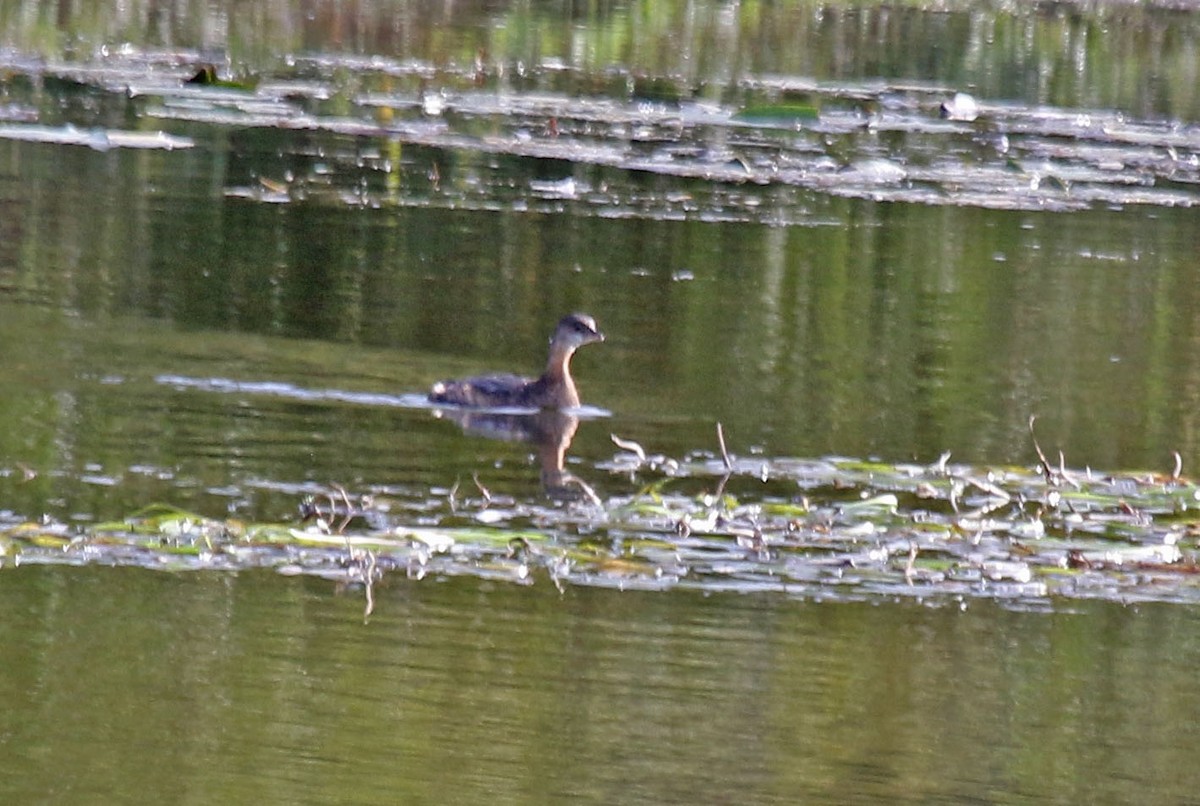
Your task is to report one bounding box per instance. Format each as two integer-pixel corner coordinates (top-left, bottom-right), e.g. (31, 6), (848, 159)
(5, 1), (1195, 120)
(432, 407), (600, 503)
(3, 0), (1200, 477)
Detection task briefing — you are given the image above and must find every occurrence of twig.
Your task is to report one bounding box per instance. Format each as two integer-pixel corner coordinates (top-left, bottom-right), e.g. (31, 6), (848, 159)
(1028, 416), (1079, 489)
(1172, 451), (1183, 481)
(713, 472), (732, 502)
(905, 542), (918, 583)
(1028, 416), (1054, 484)
(965, 475), (1011, 502)
(716, 422), (733, 472)
(1056, 450), (1080, 489)
(566, 474), (603, 507)
(472, 472), (492, 506)
(611, 433), (647, 462)
(331, 483), (355, 533)
(363, 550), (377, 623)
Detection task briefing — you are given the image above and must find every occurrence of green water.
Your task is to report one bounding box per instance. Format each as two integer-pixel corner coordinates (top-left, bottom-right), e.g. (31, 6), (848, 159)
(2, 0), (1200, 800)
(4, 566), (1200, 804)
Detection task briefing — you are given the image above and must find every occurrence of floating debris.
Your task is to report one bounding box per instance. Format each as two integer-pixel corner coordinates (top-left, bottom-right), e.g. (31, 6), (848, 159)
(0, 124), (194, 151)
(940, 92), (979, 122)
(6, 53), (1196, 214)
(2, 443), (1199, 609)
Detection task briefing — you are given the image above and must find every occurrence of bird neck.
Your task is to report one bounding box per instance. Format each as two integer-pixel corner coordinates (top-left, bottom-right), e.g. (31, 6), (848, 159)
(540, 343), (580, 406)
(544, 342), (575, 381)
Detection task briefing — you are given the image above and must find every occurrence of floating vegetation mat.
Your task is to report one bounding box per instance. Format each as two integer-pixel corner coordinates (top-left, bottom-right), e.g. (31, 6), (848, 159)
(3, 53), (1199, 218)
(5, 430), (1200, 611)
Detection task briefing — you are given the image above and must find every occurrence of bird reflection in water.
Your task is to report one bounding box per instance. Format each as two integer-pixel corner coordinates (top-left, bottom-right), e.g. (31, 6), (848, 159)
(431, 407), (601, 503)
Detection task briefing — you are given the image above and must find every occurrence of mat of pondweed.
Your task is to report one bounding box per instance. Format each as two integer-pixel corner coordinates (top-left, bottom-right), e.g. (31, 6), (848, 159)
(5, 435), (1198, 613)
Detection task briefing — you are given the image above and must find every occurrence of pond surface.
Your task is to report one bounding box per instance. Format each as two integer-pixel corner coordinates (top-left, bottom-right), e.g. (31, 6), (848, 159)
(6, 566), (1200, 804)
(3, 0), (1200, 801)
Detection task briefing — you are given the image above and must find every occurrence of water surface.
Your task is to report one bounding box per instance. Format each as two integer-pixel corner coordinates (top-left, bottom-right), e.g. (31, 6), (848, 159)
(2, 0), (1200, 801)
(4, 566), (1200, 804)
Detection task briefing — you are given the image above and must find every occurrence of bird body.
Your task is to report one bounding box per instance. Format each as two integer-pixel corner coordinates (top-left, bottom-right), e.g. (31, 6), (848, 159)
(429, 313), (604, 409)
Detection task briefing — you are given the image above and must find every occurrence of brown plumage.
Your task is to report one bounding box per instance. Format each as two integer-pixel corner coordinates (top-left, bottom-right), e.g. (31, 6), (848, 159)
(429, 313), (604, 409)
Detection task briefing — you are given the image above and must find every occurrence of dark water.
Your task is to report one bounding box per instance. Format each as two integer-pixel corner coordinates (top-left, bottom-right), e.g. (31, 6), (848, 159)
(4, 565), (1200, 804)
(3, 0), (1200, 801)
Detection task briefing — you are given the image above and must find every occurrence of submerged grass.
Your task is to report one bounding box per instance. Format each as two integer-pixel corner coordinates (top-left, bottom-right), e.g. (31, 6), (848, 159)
(4, 429), (1200, 611)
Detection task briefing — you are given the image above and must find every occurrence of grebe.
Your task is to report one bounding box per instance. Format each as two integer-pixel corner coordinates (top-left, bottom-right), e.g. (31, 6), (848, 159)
(429, 313), (604, 408)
